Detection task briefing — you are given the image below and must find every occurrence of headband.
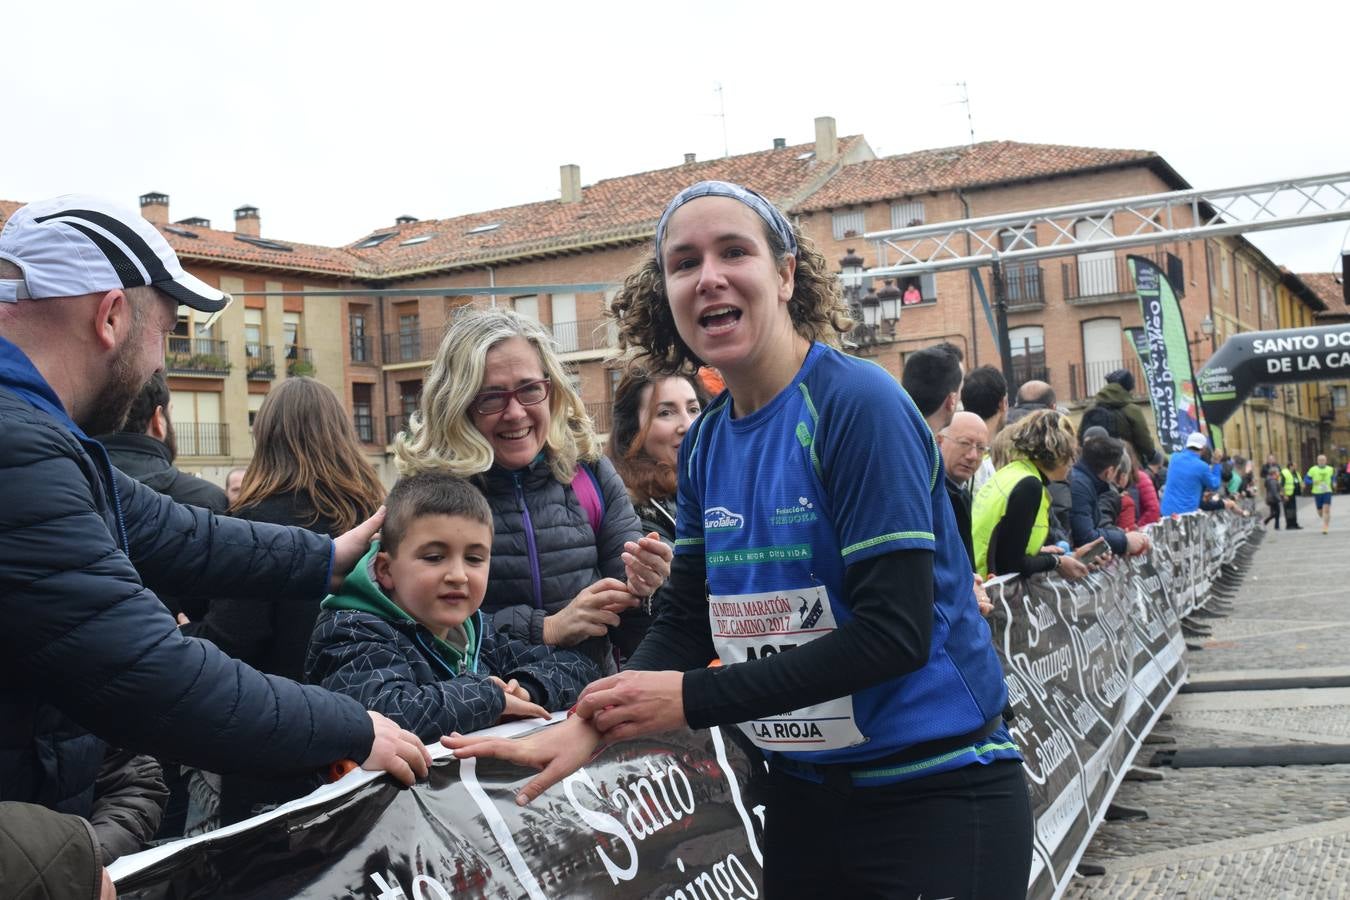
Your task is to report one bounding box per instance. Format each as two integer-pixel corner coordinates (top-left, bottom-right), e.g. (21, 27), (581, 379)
(654, 181), (798, 272)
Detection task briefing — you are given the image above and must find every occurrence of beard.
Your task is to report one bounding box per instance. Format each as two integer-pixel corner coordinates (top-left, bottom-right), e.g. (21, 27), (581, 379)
(80, 338), (148, 437)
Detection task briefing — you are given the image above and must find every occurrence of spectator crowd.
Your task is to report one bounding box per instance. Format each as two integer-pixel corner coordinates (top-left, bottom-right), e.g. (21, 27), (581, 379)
(0, 188), (1296, 899)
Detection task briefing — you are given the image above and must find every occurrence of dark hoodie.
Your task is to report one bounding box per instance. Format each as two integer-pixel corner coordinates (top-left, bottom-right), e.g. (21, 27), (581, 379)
(307, 544), (601, 743)
(1088, 382), (1157, 462)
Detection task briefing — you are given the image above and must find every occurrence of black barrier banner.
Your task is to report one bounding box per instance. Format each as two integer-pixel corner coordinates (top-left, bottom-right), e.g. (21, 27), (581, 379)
(112, 512), (1256, 900)
(1198, 322), (1350, 425)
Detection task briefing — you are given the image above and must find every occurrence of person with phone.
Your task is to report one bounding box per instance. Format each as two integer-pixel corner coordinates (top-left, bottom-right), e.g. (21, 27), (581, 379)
(1070, 435), (1151, 557)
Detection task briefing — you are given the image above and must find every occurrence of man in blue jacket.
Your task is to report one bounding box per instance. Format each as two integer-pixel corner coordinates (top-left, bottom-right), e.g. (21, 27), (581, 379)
(0, 196), (429, 843)
(1160, 433), (1235, 517)
(1070, 435), (1149, 557)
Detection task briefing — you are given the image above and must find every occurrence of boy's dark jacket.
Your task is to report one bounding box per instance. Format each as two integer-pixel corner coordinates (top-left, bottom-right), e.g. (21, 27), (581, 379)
(308, 544), (601, 743)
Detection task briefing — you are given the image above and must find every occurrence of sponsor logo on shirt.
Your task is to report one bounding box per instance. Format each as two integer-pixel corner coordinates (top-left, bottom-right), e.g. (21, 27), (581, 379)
(769, 496), (818, 526)
(704, 506), (745, 531)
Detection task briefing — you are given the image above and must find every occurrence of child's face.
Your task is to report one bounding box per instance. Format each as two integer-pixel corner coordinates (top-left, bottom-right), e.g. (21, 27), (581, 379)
(375, 514), (492, 639)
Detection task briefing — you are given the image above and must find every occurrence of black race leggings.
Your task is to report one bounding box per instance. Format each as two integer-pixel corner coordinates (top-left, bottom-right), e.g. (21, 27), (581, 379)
(763, 759), (1033, 899)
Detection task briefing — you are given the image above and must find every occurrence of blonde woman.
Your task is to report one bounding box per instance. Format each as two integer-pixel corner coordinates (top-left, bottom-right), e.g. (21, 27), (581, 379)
(395, 308), (670, 672)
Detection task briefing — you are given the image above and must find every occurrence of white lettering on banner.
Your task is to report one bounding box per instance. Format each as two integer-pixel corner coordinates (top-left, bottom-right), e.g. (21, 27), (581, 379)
(1082, 744), (1109, 796)
(1005, 671), (1029, 707)
(1018, 644), (1072, 687)
(1094, 663), (1128, 705)
(564, 757), (705, 886)
(711, 586), (866, 750)
(662, 853), (761, 900)
(1033, 728), (1073, 777)
(1036, 776), (1085, 854)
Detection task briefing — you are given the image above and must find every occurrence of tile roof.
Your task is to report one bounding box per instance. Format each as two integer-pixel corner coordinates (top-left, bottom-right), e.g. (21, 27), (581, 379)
(795, 141), (1159, 212)
(0, 198), (360, 279)
(344, 136), (868, 278)
(1298, 272), (1344, 308)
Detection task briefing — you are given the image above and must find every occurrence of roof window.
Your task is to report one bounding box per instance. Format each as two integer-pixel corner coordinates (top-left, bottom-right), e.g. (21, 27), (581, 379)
(355, 232), (397, 249)
(399, 234), (435, 246)
(466, 223), (501, 235)
(164, 226), (199, 239)
(234, 235), (293, 252)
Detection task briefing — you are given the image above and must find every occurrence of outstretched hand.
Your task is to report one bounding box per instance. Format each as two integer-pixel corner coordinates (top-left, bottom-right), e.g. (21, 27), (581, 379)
(443, 715), (604, 806)
(576, 670), (686, 742)
(361, 710), (431, 786)
(331, 507), (387, 592)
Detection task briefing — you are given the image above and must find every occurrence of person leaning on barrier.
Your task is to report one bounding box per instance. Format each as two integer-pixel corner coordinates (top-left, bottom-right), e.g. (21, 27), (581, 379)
(973, 411), (1094, 580)
(1160, 433), (1233, 516)
(0, 196), (430, 841)
(1070, 436), (1150, 557)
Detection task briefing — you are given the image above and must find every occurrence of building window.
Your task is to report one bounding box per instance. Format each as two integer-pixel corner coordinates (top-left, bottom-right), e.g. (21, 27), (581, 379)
(1081, 317), (1124, 397)
(244, 309), (263, 355)
(282, 312), (301, 359)
(350, 309), (370, 362)
(1258, 279), (1271, 323)
(899, 273), (938, 305)
(832, 209), (865, 241)
(398, 311), (419, 361)
(171, 390), (227, 457)
(1334, 386), (1348, 409)
(1000, 228), (1041, 303)
(247, 393), (264, 431)
(551, 293), (577, 352)
(1007, 325), (1047, 389)
(1074, 216), (1118, 296)
(890, 200), (925, 229)
(352, 383), (374, 443)
(513, 295), (538, 320)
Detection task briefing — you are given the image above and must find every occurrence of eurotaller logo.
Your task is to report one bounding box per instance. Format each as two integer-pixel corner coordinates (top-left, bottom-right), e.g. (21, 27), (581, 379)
(704, 507), (744, 531)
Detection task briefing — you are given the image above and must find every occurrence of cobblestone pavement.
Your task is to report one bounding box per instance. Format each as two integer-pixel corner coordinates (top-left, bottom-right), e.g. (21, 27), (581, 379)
(1064, 498), (1350, 899)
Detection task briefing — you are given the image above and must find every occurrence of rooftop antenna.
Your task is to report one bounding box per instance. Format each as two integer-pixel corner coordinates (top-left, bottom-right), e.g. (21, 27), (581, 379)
(956, 81), (975, 147)
(715, 82), (729, 158)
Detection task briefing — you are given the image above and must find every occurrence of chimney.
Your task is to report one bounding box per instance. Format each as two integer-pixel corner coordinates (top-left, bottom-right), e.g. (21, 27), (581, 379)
(234, 205), (260, 237)
(560, 164), (582, 204)
(683, 153), (696, 165)
(395, 215), (418, 226)
(814, 116), (838, 163)
(772, 138), (786, 150)
(139, 192), (169, 225)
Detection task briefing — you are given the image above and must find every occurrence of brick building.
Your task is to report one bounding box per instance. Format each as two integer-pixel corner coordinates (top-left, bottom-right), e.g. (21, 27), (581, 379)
(4, 118), (1342, 483)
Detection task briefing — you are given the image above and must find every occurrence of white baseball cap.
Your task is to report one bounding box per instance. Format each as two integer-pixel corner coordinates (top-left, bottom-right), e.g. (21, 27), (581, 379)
(1185, 432), (1208, 450)
(0, 194), (230, 315)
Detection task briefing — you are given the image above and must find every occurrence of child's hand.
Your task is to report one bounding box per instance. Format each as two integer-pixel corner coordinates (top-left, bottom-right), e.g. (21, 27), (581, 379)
(489, 676), (531, 702)
(498, 691), (550, 723)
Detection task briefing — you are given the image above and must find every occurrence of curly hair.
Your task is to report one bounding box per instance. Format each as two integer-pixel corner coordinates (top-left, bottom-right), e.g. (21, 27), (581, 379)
(607, 366), (710, 505)
(394, 307), (600, 484)
(1001, 409), (1078, 472)
(608, 197), (853, 375)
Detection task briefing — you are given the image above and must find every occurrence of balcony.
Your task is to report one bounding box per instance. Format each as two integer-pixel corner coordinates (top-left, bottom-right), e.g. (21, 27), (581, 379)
(549, 318), (616, 354)
(285, 346), (315, 377)
(350, 334), (376, 366)
(585, 400), (613, 434)
(1003, 264), (1045, 310)
(353, 410), (375, 444)
(1061, 253), (1168, 303)
(1068, 357), (1144, 403)
(1320, 395), (1335, 422)
(175, 422), (229, 457)
(382, 327), (446, 365)
(1008, 359), (1050, 399)
(386, 412), (412, 444)
(166, 337), (231, 376)
(245, 344), (275, 381)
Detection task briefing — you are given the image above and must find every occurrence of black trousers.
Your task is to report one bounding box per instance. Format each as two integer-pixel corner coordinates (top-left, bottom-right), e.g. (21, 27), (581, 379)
(1285, 495), (1300, 527)
(1265, 501), (1282, 527)
(763, 759), (1033, 899)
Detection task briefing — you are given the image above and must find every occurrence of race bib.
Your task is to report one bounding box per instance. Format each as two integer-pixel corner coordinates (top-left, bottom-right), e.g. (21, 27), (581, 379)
(709, 585), (866, 751)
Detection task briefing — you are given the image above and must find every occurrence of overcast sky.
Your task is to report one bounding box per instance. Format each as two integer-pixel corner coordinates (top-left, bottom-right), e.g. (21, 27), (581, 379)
(6, 0), (1347, 276)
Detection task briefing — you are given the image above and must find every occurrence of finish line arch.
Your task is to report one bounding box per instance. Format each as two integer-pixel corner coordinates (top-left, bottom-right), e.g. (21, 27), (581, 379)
(1199, 323), (1350, 425)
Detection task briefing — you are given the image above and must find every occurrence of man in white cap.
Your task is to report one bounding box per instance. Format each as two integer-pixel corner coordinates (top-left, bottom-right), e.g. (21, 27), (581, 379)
(1159, 432), (1234, 517)
(0, 196), (430, 872)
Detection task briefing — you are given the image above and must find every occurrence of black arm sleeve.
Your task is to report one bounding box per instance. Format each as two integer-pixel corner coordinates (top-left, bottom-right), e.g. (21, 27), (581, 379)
(659, 549), (935, 730)
(991, 476), (1057, 576)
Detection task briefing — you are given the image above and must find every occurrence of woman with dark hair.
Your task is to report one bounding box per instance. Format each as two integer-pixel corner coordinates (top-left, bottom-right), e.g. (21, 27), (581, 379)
(607, 369), (709, 546)
(182, 376), (386, 823)
(450, 181), (1034, 897)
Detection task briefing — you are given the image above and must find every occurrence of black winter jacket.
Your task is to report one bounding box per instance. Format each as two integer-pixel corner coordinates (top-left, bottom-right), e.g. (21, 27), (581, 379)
(97, 431), (229, 514)
(0, 341), (374, 819)
(475, 455), (644, 669)
(308, 548), (600, 742)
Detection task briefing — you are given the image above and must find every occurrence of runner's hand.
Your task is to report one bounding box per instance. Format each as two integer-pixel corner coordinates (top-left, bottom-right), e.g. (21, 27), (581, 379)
(543, 579), (638, 646)
(360, 710), (431, 787)
(331, 507), (387, 592)
(444, 715), (603, 806)
(623, 533), (672, 598)
(576, 670), (686, 741)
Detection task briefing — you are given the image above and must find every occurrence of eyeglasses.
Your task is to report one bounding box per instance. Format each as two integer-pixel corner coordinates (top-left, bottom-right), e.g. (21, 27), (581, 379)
(946, 436), (989, 456)
(470, 378), (552, 416)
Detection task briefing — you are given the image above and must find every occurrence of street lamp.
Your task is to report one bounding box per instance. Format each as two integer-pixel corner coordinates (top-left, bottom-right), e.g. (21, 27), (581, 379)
(840, 248), (865, 294)
(860, 285), (881, 329)
(877, 279), (902, 333)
